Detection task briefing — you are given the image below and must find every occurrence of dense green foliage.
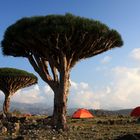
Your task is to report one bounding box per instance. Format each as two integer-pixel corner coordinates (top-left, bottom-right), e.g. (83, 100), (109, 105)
(0, 67), (37, 79)
(1, 13), (123, 67)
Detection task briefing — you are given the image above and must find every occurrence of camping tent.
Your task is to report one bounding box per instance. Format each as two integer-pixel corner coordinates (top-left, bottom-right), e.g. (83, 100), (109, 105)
(130, 106), (140, 117)
(72, 108), (94, 118)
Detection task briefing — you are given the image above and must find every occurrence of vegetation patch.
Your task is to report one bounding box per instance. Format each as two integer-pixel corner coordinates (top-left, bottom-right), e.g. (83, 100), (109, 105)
(0, 115), (140, 140)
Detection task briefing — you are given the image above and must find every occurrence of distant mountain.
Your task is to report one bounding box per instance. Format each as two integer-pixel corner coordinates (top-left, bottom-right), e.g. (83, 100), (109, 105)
(0, 100), (53, 115)
(89, 109), (132, 116)
(0, 100), (133, 116)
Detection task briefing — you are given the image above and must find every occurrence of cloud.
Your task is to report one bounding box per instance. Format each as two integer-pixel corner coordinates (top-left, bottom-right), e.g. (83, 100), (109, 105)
(69, 66), (140, 109)
(0, 84), (54, 106)
(43, 85), (54, 105)
(12, 85), (45, 104)
(110, 66), (140, 108)
(1, 66), (140, 110)
(68, 81), (100, 109)
(100, 56), (112, 64)
(12, 84), (54, 106)
(0, 91), (4, 100)
(130, 48), (140, 61)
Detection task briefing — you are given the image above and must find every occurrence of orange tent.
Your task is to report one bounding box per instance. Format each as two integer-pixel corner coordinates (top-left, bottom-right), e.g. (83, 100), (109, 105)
(130, 106), (140, 117)
(72, 108), (94, 118)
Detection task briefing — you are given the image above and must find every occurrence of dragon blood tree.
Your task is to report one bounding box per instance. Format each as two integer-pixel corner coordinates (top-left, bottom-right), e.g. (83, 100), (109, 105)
(0, 68), (37, 116)
(1, 13), (123, 130)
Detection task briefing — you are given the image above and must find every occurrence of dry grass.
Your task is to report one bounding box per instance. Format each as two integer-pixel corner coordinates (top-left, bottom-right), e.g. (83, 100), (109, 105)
(0, 115), (140, 140)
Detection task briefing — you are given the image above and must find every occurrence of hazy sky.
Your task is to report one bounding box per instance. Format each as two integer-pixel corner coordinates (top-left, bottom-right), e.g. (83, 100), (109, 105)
(0, 0), (140, 110)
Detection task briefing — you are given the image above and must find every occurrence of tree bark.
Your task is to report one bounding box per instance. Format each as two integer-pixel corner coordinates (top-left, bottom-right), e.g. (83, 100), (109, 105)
(52, 70), (70, 130)
(3, 95), (11, 116)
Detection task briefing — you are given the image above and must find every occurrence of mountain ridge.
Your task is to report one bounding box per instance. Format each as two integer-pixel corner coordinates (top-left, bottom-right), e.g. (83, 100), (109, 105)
(0, 100), (132, 116)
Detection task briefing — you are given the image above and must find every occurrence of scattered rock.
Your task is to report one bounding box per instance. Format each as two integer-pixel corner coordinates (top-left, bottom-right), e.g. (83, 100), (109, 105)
(1, 126), (7, 134)
(13, 122), (20, 133)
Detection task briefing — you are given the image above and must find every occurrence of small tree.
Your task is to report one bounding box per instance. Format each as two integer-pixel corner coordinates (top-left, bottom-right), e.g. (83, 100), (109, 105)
(0, 68), (38, 117)
(1, 14), (123, 130)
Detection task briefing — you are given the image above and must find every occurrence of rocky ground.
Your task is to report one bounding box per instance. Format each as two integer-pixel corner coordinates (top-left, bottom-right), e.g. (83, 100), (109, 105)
(0, 115), (140, 140)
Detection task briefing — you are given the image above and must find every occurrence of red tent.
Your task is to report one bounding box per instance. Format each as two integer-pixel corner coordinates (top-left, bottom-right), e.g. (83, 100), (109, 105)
(72, 108), (94, 119)
(130, 106), (140, 117)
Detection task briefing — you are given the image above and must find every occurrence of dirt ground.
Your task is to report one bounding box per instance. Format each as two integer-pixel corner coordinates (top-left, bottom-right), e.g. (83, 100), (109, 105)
(0, 115), (140, 140)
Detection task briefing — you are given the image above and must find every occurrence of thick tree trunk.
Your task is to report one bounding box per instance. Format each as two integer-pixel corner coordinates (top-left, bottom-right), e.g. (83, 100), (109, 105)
(3, 95), (11, 116)
(52, 71), (70, 130)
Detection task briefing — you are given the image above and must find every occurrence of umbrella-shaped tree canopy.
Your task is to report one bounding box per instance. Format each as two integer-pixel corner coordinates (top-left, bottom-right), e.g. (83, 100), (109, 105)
(0, 67), (38, 116)
(0, 67), (37, 94)
(1, 13), (123, 69)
